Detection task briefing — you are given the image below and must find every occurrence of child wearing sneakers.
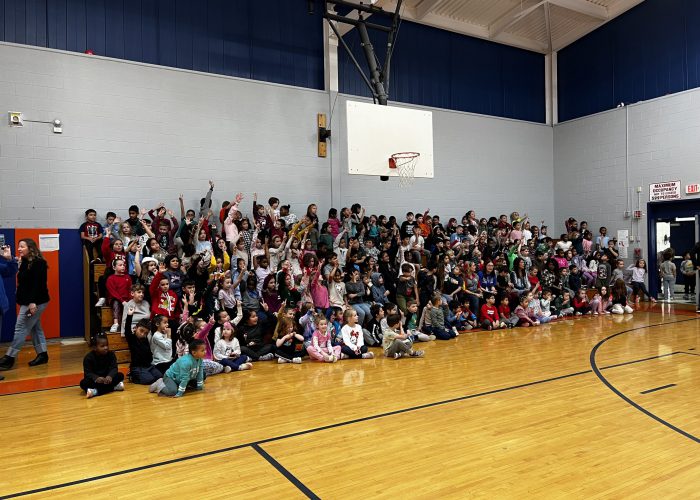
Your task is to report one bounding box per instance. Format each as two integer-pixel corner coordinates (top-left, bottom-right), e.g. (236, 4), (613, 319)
(404, 300), (436, 342)
(383, 313), (425, 359)
(479, 293), (505, 330)
(275, 315), (305, 364)
(307, 314), (342, 362)
(213, 321), (253, 371)
(81, 334), (125, 398)
(340, 309), (374, 359)
(150, 339), (206, 397)
(429, 296), (456, 339)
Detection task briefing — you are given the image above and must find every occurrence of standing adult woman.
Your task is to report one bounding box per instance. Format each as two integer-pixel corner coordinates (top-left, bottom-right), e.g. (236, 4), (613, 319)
(0, 239), (50, 371)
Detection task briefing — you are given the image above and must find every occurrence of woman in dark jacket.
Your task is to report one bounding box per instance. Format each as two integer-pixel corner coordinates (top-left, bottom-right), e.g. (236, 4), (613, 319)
(0, 238), (50, 371)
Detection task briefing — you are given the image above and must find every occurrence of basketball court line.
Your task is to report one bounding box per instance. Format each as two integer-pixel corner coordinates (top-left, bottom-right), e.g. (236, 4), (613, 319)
(2, 317), (695, 499)
(640, 384), (677, 394)
(252, 444), (320, 500)
(590, 317), (700, 444)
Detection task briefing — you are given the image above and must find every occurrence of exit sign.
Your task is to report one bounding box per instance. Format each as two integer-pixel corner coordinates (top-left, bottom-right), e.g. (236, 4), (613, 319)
(686, 183), (700, 195)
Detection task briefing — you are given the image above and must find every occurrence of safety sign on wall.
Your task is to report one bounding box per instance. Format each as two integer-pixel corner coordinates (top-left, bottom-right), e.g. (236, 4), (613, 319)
(649, 180), (681, 202)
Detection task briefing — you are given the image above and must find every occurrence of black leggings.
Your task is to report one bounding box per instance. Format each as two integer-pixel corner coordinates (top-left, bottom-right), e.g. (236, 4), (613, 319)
(80, 372), (125, 395)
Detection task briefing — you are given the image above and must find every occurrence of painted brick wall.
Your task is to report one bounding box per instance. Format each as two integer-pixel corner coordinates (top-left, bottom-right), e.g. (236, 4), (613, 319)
(0, 43), (555, 231)
(554, 87), (700, 261)
(0, 43), (332, 228)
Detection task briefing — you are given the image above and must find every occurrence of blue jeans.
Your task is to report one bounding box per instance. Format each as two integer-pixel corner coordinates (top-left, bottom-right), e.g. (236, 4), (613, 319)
(7, 303), (48, 357)
(218, 355), (251, 370)
(351, 303), (372, 326)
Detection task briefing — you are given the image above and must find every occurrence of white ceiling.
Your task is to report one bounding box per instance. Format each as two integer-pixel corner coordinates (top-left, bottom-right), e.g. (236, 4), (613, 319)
(337, 0), (644, 54)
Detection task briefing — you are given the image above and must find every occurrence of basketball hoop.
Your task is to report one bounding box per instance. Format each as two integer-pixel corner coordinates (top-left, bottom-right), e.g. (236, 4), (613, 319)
(388, 152), (420, 187)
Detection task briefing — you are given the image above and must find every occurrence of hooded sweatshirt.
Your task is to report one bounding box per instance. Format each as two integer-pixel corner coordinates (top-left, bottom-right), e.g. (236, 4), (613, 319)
(371, 273), (388, 304)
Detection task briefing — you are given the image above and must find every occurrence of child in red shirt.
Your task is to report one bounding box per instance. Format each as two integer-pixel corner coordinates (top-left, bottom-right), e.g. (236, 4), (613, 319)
(497, 295), (518, 329)
(572, 289), (592, 315)
(106, 260), (132, 333)
(479, 293), (504, 330)
(150, 265), (180, 323)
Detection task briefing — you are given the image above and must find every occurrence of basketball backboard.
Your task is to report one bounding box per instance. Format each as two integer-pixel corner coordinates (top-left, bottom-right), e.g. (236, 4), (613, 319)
(346, 100), (434, 178)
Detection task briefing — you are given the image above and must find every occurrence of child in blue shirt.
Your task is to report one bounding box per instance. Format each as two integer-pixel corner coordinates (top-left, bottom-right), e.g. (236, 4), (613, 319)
(149, 339), (206, 397)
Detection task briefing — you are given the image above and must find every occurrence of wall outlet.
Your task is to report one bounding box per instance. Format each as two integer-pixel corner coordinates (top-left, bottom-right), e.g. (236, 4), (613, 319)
(8, 111), (23, 126)
(624, 210), (631, 218)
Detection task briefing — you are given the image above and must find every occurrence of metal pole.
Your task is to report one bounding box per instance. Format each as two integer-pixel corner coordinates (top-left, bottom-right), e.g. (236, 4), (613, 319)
(357, 19), (388, 105)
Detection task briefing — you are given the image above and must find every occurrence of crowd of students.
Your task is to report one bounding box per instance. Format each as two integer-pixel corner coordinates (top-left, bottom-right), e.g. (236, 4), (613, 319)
(71, 183), (698, 397)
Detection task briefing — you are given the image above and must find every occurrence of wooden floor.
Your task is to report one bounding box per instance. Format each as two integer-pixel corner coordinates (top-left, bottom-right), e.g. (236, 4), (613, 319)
(1, 303), (698, 499)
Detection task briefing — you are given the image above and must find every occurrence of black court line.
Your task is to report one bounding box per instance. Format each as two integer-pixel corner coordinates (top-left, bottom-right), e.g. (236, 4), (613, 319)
(681, 351), (700, 356)
(640, 384), (676, 395)
(1, 350), (684, 499)
(590, 317), (700, 444)
(252, 444), (320, 499)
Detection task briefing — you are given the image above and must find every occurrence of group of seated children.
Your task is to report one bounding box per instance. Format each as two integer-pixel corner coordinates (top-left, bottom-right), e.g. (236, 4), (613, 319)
(79, 185), (651, 398)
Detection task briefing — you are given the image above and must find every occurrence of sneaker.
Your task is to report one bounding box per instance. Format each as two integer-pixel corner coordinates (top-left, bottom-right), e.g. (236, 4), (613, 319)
(259, 353), (275, 361)
(605, 311), (611, 315)
(114, 381), (124, 391)
(361, 352), (374, 359)
(109, 322), (119, 333)
(86, 388), (98, 399)
(277, 357), (289, 364)
(238, 363), (252, 370)
(593, 312), (599, 315)
(575, 312), (582, 316)
(292, 357), (302, 364)
(95, 298), (106, 307)
(650, 298), (657, 303)
(410, 350), (425, 357)
(149, 378), (165, 393)
(451, 327), (459, 335)
(394, 352), (403, 359)
(223, 365), (232, 373)
(428, 335), (437, 341)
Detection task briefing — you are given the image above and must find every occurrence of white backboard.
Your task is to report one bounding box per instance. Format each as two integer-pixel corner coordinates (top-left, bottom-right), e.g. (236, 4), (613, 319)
(346, 100), (434, 178)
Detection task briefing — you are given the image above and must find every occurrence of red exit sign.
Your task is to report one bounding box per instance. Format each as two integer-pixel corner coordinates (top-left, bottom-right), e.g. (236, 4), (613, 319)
(686, 183), (700, 195)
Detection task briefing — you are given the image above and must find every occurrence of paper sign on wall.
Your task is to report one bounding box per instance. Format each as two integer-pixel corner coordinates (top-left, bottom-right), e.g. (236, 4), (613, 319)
(649, 180), (681, 202)
(617, 230), (629, 259)
(39, 234), (60, 252)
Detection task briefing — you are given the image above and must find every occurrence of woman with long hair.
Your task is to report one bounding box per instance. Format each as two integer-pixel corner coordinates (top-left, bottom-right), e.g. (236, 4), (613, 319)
(0, 239), (51, 370)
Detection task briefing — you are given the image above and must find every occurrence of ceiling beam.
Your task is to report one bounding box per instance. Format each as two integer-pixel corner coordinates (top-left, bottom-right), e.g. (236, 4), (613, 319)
(489, 0), (545, 39)
(552, 0), (644, 51)
(379, 0), (548, 52)
(415, 0), (443, 20)
(548, 0), (608, 20)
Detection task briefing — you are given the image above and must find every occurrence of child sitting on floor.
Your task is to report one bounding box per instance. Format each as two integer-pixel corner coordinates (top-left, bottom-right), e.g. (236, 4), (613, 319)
(150, 339), (206, 397)
(81, 334), (125, 398)
(307, 314), (342, 362)
(479, 293), (505, 330)
(213, 321), (253, 372)
(382, 313), (424, 359)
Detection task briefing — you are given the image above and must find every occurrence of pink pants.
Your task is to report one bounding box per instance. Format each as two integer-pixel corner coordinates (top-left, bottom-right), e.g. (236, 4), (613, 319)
(307, 345), (342, 362)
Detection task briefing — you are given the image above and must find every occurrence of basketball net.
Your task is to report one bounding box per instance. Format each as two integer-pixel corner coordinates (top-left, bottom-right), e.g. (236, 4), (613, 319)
(389, 152), (420, 187)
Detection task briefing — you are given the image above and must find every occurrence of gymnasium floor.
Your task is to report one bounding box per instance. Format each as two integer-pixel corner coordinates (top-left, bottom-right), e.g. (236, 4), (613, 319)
(1, 304), (698, 499)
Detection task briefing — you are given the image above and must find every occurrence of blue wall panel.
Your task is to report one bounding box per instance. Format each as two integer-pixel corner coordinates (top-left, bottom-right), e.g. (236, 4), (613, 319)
(558, 0), (699, 121)
(58, 229), (84, 338)
(339, 18), (545, 123)
(0, 0), (324, 90)
(0, 229), (16, 343)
